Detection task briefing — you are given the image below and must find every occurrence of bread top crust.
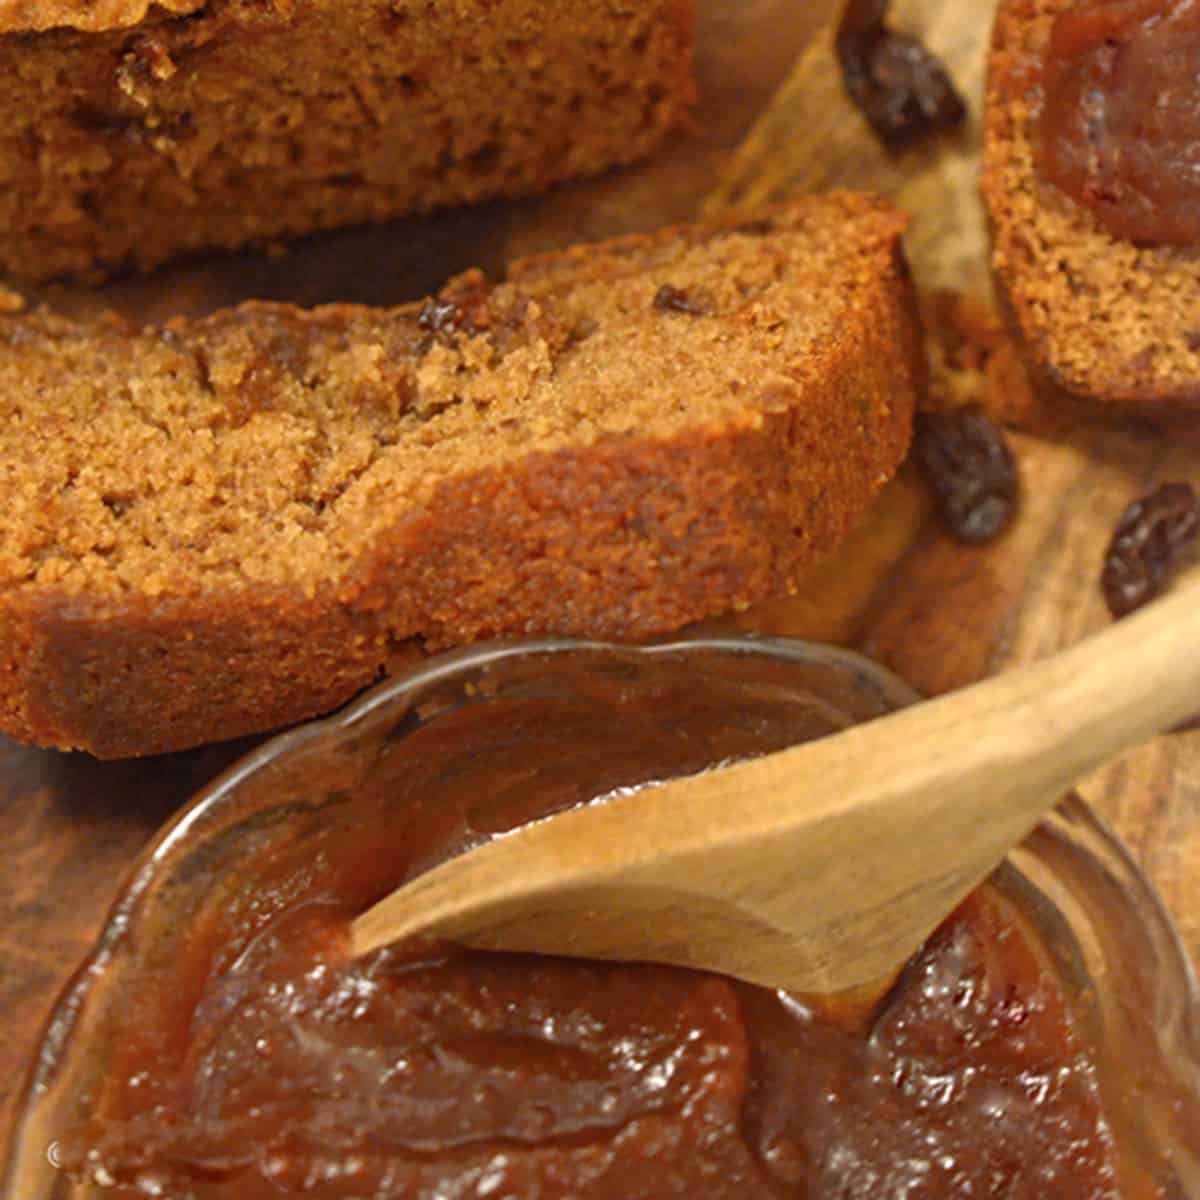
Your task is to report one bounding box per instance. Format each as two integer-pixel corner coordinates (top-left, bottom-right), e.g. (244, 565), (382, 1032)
(0, 0), (203, 34)
(983, 0), (1200, 408)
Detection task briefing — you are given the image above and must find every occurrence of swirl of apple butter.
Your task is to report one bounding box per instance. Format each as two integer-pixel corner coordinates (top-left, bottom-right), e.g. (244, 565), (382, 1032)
(53, 896), (1123, 1198)
(1039, 0), (1200, 244)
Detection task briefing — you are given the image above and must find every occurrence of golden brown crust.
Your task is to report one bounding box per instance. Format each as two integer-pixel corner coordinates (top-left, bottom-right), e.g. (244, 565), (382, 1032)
(0, 0), (201, 34)
(0, 196), (921, 757)
(0, 0), (695, 280)
(982, 0), (1200, 411)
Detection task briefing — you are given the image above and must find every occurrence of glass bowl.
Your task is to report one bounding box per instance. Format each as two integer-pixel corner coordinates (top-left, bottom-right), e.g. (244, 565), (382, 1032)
(4, 636), (1200, 1198)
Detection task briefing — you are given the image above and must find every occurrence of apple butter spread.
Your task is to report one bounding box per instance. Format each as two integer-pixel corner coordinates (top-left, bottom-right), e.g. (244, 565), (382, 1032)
(1038, 0), (1200, 244)
(45, 670), (1129, 1199)
(50, 891), (1123, 1198)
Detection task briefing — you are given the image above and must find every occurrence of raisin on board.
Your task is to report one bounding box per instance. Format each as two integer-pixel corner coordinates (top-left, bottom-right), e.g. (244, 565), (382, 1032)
(1100, 482), (1200, 619)
(836, 0), (966, 148)
(913, 406), (1018, 544)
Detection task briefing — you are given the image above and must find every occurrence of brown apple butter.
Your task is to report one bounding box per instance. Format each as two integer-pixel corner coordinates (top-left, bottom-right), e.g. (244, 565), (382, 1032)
(1039, 0), (1200, 244)
(50, 889), (1123, 1198)
(48, 671), (1126, 1199)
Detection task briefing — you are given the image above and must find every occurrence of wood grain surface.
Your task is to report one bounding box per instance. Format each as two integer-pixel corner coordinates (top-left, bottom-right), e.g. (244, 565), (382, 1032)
(4, 0), (1200, 1162)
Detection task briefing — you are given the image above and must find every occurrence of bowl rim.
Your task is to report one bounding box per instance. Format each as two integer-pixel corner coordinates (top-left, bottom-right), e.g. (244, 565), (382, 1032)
(153, 634), (923, 870)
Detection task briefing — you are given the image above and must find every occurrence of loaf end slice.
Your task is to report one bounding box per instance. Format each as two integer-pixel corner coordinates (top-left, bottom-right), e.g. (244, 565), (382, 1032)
(982, 0), (1200, 412)
(0, 193), (921, 756)
(0, 0), (695, 280)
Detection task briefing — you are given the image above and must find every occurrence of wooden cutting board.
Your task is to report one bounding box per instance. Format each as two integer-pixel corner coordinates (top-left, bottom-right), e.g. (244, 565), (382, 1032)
(3, 0), (1199, 1149)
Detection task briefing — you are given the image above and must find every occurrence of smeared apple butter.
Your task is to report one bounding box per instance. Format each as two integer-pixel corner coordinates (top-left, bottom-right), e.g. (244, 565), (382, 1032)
(51, 661), (1127, 1198)
(1039, 0), (1200, 244)
(53, 892), (1123, 1198)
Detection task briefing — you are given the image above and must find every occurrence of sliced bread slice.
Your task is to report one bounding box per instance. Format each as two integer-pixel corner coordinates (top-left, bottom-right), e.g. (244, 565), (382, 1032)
(0, 193), (921, 756)
(983, 0), (1200, 411)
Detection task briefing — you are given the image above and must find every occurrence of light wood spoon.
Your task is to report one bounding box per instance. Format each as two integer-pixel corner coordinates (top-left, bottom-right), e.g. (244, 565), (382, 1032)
(351, 568), (1200, 997)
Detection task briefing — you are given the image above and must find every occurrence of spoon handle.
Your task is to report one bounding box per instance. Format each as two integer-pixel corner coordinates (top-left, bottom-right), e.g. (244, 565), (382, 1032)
(351, 568), (1200, 994)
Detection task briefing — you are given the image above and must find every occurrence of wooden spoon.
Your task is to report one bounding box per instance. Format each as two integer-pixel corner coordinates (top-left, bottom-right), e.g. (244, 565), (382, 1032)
(351, 569), (1200, 997)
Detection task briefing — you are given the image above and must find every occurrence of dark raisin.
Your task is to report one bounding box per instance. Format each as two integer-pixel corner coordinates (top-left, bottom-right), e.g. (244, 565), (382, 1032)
(836, 0), (966, 149)
(418, 297), (472, 338)
(913, 406), (1018, 544)
(417, 276), (494, 349)
(840, 0), (888, 26)
(416, 290), (493, 354)
(653, 284), (713, 316)
(1100, 482), (1200, 619)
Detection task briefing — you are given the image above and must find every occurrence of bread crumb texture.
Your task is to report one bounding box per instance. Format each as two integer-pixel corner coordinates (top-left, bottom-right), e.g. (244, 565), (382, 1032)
(0, 194), (920, 756)
(0, 0), (695, 279)
(983, 0), (1200, 408)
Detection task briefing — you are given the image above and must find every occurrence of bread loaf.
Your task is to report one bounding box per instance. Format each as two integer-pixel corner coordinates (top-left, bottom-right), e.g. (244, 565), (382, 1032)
(0, 0), (695, 281)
